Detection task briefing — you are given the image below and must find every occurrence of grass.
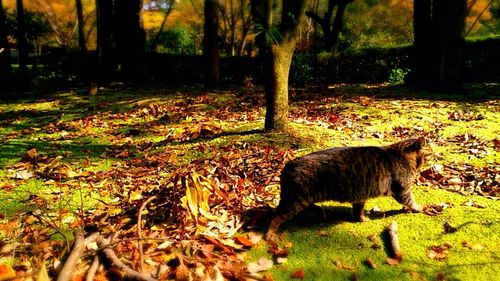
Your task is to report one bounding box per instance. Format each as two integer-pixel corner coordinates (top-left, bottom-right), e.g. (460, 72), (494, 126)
(248, 188), (500, 281)
(0, 83), (499, 280)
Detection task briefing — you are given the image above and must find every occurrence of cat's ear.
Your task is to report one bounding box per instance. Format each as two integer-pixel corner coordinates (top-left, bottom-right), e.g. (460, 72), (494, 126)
(404, 137), (426, 152)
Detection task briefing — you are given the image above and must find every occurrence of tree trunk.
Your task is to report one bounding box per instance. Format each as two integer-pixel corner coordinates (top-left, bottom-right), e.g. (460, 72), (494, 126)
(76, 0), (87, 52)
(251, 0), (306, 132)
(203, 0), (219, 86)
(114, 0), (146, 81)
(328, 0), (350, 56)
(96, 0), (115, 81)
(263, 43), (294, 132)
(16, 0), (28, 83)
(433, 0), (466, 89)
(411, 0), (433, 87)
(411, 0), (466, 90)
(0, 0), (12, 86)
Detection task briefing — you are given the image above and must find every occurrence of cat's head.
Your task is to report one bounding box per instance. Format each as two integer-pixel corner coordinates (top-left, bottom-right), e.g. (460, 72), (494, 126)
(392, 137), (434, 170)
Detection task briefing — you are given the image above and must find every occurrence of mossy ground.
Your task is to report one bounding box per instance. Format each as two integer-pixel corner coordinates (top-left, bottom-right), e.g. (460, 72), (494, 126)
(0, 84), (498, 280)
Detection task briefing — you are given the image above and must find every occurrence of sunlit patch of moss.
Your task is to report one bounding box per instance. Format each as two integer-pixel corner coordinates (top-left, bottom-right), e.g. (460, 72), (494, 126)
(82, 158), (115, 173)
(248, 187), (500, 281)
(0, 179), (50, 216)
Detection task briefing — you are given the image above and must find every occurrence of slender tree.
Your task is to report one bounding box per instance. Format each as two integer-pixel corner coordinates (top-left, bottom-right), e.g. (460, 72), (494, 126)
(75, 0), (86, 52)
(149, 0), (175, 53)
(0, 0), (12, 85)
(218, 0), (253, 56)
(306, 0), (352, 55)
(16, 0), (28, 82)
(203, 0), (219, 86)
(251, 0), (307, 132)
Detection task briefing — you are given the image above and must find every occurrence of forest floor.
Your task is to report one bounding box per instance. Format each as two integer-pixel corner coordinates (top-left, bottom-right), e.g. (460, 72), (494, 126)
(0, 83), (499, 281)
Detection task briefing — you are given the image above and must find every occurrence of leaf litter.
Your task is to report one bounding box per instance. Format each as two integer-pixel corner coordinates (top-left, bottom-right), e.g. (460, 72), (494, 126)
(0, 86), (498, 280)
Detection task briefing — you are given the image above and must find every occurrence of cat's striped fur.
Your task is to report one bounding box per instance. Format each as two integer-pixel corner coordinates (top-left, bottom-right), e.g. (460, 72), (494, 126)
(266, 138), (433, 241)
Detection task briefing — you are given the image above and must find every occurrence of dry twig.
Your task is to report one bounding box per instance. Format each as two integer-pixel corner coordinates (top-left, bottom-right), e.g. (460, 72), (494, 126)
(138, 196), (157, 273)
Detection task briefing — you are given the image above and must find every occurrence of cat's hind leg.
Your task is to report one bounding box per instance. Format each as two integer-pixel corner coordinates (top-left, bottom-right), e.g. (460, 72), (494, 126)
(352, 201), (369, 222)
(265, 200), (311, 241)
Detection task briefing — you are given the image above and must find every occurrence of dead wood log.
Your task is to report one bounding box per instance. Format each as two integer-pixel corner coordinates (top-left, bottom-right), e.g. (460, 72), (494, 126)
(385, 221), (403, 261)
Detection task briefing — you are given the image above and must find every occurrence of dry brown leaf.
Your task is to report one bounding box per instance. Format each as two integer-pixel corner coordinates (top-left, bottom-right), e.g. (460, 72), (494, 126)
(234, 235), (253, 247)
(443, 222), (458, 234)
(247, 257), (273, 273)
(365, 257), (377, 269)
(386, 258), (401, 266)
(426, 243), (452, 260)
(0, 263), (16, 281)
(333, 259), (355, 271)
(291, 269), (305, 279)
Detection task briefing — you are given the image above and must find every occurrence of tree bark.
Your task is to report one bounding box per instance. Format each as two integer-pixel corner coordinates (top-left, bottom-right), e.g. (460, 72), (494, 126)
(433, 0), (466, 89)
(16, 0), (28, 83)
(411, 0), (433, 87)
(263, 43), (294, 132)
(76, 0), (87, 52)
(306, 0), (352, 54)
(203, 0), (220, 86)
(251, 0), (307, 132)
(0, 0), (12, 86)
(114, 0), (146, 81)
(96, 0), (115, 81)
(411, 0), (466, 90)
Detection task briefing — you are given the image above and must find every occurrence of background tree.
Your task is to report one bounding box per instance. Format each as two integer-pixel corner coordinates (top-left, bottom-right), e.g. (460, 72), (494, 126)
(0, 0), (12, 85)
(251, 0), (307, 132)
(306, 0), (352, 55)
(75, 0), (86, 52)
(96, 0), (114, 80)
(203, 0), (219, 86)
(147, 0), (175, 52)
(114, 0), (146, 80)
(411, 0), (467, 90)
(15, 0), (27, 82)
(218, 0), (253, 56)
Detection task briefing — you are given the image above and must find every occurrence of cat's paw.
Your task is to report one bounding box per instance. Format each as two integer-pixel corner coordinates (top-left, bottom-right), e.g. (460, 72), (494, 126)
(265, 230), (277, 241)
(404, 203), (422, 213)
(410, 204), (422, 212)
(355, 215), (370, 222)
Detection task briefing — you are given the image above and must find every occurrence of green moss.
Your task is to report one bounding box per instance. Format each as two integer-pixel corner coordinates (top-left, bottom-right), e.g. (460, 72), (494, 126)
(249, 187), (500, 280)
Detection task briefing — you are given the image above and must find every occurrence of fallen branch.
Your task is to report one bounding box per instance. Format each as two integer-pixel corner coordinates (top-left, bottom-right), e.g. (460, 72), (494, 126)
(85, 255), (100, 281)
(57, 230), (92, 281)
(96, 235), (157, 281)
(385, 221), (402, 261)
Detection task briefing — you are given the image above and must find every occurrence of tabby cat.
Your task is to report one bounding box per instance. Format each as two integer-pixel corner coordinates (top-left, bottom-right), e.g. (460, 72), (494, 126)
(266, 137), (433, 241)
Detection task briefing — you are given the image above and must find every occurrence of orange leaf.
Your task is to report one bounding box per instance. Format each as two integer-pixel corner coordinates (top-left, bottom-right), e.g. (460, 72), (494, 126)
(0, 263), (16, 281)
(291, 269), (305, 279)
(234, 235), (253, 247)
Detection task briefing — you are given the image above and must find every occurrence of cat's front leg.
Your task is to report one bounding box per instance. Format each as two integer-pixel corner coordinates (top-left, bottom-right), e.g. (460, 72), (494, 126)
(392, 183), (421, 212)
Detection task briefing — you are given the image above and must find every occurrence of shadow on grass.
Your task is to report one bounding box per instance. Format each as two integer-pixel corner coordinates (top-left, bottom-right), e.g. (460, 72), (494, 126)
(244, 204), (410, 236)
(319, 84), (500, 101)
(0, 138), (114, 167)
